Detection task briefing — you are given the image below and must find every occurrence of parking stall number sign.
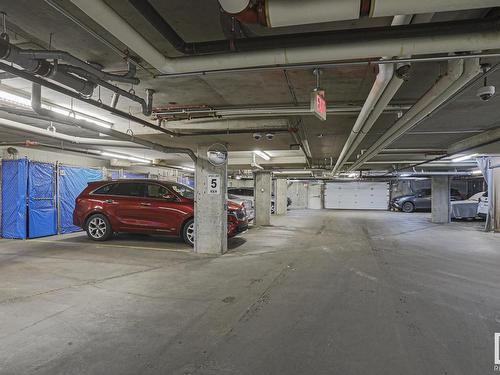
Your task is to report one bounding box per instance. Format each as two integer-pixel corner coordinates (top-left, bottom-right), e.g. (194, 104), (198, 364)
(208, 174), (220, 195)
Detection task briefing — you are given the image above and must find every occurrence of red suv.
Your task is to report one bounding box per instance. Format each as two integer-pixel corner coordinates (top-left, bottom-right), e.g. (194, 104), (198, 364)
(73, 180), (248, 246)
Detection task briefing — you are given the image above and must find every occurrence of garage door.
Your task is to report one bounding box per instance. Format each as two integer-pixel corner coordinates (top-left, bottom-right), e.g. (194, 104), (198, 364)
(324, 182), (389, 210)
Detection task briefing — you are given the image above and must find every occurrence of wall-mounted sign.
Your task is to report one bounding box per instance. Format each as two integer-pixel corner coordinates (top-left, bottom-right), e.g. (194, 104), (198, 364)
(207, 143), (228, 166)
(207, 174), (221, 194)
(311, 89), (327, 121)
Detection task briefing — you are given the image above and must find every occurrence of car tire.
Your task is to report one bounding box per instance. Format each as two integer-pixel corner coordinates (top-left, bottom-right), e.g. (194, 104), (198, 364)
(182, 218), (195, 247)
(86, 214), (113, 241)
(402, 202), (415, 213)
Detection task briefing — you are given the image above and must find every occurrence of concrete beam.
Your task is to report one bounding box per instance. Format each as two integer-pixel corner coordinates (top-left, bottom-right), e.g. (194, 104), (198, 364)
(194, 144), (227, 254)
(431, 176), (451, 224)
(254, 171), (272, 226)
(448, 126), (500, 154)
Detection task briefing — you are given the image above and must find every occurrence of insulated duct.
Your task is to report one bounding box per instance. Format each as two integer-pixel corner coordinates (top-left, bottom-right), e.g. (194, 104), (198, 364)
(0, 37), (95, 96)
(332, 15), (411, 175)
(70, 0), (500, 74)
(221, 0), (499, 28)
(348, 58), (481, 171)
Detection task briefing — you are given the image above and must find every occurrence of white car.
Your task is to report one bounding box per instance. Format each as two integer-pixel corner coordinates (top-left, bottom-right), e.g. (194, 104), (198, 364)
(450, 191), (485, 219)
(477, 192), (489, 219)
(228, 194), (255, 221)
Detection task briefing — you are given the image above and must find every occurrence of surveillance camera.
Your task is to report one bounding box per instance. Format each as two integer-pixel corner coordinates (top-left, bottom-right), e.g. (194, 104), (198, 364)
(253, 133), (262, 140)
(265, 133), (274, 140)
(477, 85), (495, 101)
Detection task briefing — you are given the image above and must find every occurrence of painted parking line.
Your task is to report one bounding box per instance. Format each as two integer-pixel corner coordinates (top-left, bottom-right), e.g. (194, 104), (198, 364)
(27, 239), (192, 254)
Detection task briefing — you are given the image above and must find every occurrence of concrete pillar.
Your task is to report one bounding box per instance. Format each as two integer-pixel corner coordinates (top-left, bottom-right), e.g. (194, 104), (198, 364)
(490, 157), (500, 232)
(275, 178), (288, 215)
(254, 171), (272, 226)
(194, 145), (227, 254)
(431, 176), (451, 224)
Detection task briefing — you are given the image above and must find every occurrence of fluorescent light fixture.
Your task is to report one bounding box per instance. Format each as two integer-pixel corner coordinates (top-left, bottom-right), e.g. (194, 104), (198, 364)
(452, 153), (478, 163)
(179, 166), (195, 172)
(253, 150), (270, 161)
(400, 173), (411, 177)
(0, 89), (112, 128)
(348, 172), (357, 178)
(46, 105), (112, 128)
(100, 151), (152, 164)
(0, 90), (31, 107)
(471, 170), (483, 175)
(275, 170), (311, 175)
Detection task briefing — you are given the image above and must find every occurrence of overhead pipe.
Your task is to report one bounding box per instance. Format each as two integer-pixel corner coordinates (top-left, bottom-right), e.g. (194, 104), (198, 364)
(348, 58), (481, 171)
(0, 117), (140, 147)
(30, 83), (197, 161)
(332, 15), (411, 175)
(18, 50), (139, 84)
(0, 38), (152, 113)
(0, 37), (95, 96)
(70, 0), (500, 74)
(220, 0), (499, 28)
(0, 61), (177, 137)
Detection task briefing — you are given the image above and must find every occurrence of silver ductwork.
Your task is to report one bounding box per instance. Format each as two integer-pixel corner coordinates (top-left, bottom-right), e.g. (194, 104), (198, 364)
(220, 0), (500, 28)
(71, 0), (500, 75)
(348, 58), (481, 171)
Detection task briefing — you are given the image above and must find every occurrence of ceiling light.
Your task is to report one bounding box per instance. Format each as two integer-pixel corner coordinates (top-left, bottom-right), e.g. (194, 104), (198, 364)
(47, 105), (112, 128)
(0, 90), (112, 128)
(348, 172), (357, 178)
(400, 173), (411, 177)
(0, 90), (31, 107)
(179, 166), (195, 172)
(253, 150), (270, 161)
(274, 170), (311, 175)
(100, 151), (152, 164)
(452, 153), (478, 162)
(471, 170), (483, 175)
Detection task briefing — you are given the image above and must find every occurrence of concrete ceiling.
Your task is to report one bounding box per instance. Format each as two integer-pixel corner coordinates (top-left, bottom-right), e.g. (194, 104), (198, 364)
(0, 0), (499, 172)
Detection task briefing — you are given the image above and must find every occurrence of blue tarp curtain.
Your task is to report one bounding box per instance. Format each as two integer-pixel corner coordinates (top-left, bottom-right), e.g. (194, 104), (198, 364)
(28, 162), (57, 238)
(1, 159), (28, 239)
(59, 166), (103, 234)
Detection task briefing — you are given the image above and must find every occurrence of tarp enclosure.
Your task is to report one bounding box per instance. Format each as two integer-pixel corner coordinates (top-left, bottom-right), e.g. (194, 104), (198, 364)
(59, 166), (103, 234)
(1, 159), (28, 239)
(28, 161), (57, 238)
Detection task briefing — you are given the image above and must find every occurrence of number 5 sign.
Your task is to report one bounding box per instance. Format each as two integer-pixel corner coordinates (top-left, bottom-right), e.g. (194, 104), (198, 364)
(207, 174), (220, 195)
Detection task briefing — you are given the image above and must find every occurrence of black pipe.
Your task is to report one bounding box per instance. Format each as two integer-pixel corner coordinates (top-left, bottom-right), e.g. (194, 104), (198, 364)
(128, 2), (500, 56)
(0, 61), (177, 137)
(0, 37), (96, 96)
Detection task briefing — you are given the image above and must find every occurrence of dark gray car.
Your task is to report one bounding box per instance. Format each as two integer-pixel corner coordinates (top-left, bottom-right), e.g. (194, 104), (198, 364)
(391, 188), (463, 213)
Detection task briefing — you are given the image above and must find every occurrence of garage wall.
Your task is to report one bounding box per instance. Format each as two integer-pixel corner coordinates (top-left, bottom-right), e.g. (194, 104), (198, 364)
(325, 181), (389, 210)
(287, 181), (308, 209)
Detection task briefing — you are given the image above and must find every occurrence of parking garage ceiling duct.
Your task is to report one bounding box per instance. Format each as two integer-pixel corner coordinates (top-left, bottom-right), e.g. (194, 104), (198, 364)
(70, 0), (500, 75)
(219, 0), (499, 28)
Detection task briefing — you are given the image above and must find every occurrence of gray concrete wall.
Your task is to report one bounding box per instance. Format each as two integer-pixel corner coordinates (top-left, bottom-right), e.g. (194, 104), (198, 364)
(194, 145), (228, 254)
(431, 176), (451, 224)
(287, 181), (308, 209)
(254, 171), (272, 226)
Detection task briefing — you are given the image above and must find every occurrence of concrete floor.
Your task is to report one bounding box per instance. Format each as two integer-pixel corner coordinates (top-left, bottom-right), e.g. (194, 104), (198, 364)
(0, 210), (499, 375)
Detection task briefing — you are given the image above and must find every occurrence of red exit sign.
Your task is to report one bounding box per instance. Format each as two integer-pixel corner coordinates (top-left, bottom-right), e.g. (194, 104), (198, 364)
(311, 90), (327, 121)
